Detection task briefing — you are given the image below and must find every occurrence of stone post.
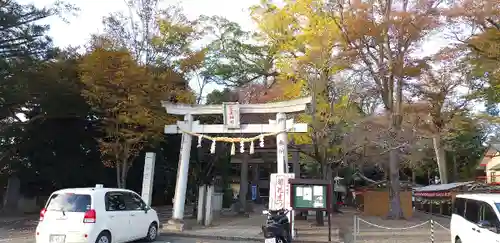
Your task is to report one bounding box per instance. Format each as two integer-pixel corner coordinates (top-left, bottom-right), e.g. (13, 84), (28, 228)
(197, 185), (206, 224)
(141, 152), (156, 206)
(3, 176), (20, 211)
(204, 185), (214, 226)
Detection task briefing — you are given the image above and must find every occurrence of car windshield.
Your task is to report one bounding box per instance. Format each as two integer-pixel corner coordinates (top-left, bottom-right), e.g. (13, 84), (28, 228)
(495, 203), (500, 213)
(46, 193), (91, 212)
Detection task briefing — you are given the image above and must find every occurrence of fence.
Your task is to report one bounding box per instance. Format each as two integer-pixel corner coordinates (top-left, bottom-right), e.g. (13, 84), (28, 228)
(351, 215), (450, 243)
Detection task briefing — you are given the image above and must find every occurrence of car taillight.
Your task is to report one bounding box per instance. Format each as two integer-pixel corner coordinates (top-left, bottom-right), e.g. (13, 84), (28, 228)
(39, 208), (46, 221)
(83, 209), (96, 223)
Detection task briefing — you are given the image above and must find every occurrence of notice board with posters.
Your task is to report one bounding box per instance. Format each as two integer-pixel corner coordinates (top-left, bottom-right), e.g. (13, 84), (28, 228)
(289, 179), (332, 211)
(292, 184), (328, 209)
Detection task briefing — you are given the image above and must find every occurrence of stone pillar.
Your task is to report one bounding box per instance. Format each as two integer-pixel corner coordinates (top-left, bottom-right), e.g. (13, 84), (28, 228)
(276, 112), (288, 174)
(204, 185), (214, 226)
(141, 152), (156, 206)
(239, 153), (249, 212)
(168, 114), (193, 230)
(292, 151), (300, 178)
(197, 185), (206, 224)
(3, 175), (20, 211)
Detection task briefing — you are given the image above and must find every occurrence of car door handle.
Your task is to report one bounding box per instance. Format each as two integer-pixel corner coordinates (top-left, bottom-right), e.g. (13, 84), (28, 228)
(130, 214), (135, 216)
(109, 215), (115, 219)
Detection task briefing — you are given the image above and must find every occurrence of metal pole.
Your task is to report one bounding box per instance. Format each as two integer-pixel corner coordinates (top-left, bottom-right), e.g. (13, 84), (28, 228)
(328, 211), (331, 242)
(353, 215), (357, 243)
(328, 183), (332, 242)
(172, 114), (193, 220)
(430, 219), (434, 243)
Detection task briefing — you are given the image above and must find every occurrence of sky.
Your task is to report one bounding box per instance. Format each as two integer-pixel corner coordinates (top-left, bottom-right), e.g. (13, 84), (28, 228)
(17, 0), (462, 105)
(19, 0), (260, 47)
(18, 0), (261, 97)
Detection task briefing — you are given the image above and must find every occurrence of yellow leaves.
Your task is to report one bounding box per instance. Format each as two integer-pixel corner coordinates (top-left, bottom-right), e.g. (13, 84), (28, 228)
(252, 0), (342, 68)
(80, 49), (144, 109)
(252, 0), (346, 85)
(152, 14), (199, 65)
(179, 49), (206, 73)
(252, 0), (364, 162)
(280, 79), (307, 100)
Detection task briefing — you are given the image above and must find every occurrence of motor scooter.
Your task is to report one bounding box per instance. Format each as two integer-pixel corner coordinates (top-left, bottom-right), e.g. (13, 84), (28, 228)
(261, 208), (291, 243)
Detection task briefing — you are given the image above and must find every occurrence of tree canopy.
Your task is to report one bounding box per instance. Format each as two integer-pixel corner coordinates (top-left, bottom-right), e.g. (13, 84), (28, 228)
(0, 0), (496, 215)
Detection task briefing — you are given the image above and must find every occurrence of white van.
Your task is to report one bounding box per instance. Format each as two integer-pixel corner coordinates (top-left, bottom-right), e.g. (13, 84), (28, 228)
(35, 185), (160, 243)
(450, 194), (500, 243)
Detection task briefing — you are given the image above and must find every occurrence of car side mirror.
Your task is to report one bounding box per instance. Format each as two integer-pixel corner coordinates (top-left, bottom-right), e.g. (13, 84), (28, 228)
(262, 210), (269, 215)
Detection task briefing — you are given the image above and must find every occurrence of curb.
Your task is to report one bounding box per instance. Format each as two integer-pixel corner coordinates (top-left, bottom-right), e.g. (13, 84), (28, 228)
(160, 232), (343, 243)
(415, 209), (451, 219)
(160, 232), (262, 242)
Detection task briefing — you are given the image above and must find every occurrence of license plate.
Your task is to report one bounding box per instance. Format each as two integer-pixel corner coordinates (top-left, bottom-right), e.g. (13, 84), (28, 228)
(49, 235), (65, 243)
(265, 238), (276, 243)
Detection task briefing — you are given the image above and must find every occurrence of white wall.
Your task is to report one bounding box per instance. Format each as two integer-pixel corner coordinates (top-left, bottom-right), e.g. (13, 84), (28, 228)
(486, 153), (500, 183)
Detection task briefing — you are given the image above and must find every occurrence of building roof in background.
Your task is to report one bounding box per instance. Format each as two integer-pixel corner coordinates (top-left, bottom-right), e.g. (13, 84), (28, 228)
(413, 181), (474, 192)
(477, 144), (500, 169)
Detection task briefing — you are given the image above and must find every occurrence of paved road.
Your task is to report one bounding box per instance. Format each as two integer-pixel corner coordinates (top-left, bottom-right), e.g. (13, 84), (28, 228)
(0, 206), (192, 241)
(0, 236), (255, 243)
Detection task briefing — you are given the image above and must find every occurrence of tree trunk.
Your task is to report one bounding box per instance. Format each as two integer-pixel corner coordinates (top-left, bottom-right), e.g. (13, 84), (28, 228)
(116, 163), (122, 188)
(315, 161), (332, 226)
(432, 136), (448, 184)
(387, 148), (403, 219)
(387, 113), (404, 219)
(452, 153), (458, 182)
(120, 158), (128, 189)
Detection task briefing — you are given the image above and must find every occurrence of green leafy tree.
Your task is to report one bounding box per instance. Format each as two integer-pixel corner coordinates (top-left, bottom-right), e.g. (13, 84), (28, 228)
(0, 0), (77, 167)
(198, 16), (277, 87)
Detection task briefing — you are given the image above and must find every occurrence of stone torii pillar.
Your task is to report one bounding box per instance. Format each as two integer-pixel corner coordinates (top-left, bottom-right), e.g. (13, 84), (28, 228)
(162, 97), (311, 231)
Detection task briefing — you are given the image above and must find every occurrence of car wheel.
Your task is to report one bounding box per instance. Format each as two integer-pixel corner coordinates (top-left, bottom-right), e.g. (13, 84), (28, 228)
(95, 231), (111, 243)
(455, 237), (461, 243)
(145, 222), (158, 242)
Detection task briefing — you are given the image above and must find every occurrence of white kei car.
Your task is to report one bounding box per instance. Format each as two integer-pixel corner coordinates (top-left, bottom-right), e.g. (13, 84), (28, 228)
(36, 185), (160, 243)
(451, 193), (500, 243)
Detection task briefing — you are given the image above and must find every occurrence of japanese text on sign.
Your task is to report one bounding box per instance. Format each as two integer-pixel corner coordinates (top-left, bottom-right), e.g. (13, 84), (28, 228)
(223, 102), (240, 129)
(275, 177), (284, 208)
(269, 173), (295, 210)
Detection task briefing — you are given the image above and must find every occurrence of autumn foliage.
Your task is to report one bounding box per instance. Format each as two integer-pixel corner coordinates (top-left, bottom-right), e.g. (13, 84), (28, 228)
(79, 48), (192, 187)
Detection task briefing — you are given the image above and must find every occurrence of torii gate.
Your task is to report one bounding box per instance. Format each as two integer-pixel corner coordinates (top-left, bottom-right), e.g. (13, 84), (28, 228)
(162, 97), (311, 230)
